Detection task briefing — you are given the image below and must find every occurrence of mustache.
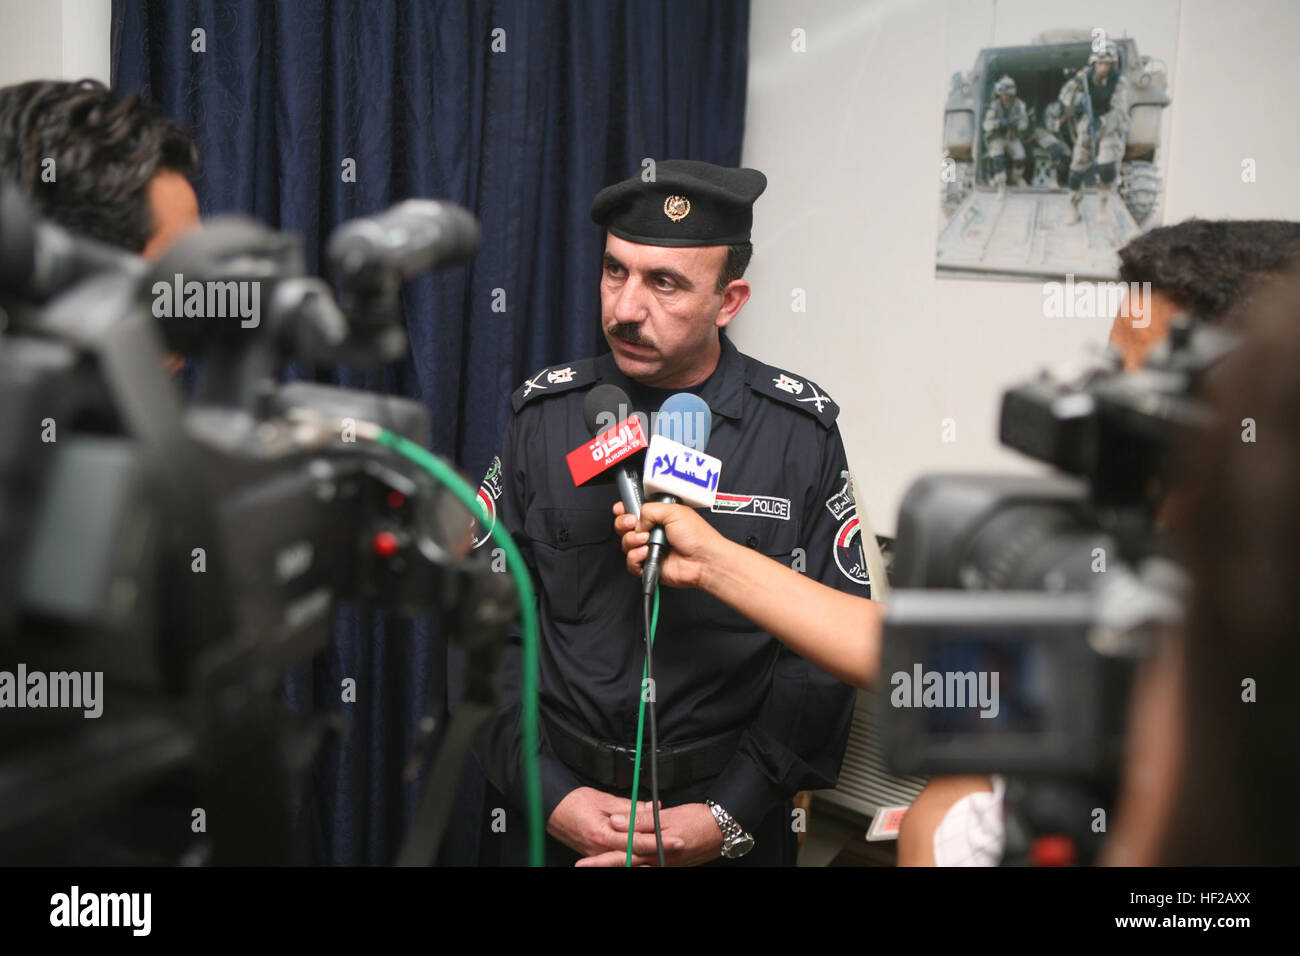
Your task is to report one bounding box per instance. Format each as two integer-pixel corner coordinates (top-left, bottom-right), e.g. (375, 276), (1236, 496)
(607, 324), (654, 349)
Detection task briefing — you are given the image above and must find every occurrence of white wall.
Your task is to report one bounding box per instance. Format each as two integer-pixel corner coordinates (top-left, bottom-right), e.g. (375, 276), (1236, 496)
(738, 0), (1300, 535)
(0, 0), (110, 87)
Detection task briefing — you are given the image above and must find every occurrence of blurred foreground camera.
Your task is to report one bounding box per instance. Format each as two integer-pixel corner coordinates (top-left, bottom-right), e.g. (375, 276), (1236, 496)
(880, 319), (1237, 863)
(0, 185), (507, 865)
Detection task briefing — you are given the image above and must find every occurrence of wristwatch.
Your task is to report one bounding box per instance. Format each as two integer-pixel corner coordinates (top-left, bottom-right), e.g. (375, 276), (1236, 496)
(706, 800), (755, 859)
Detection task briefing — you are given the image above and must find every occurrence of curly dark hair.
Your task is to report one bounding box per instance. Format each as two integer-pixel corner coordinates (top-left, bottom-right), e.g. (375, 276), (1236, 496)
(0, 78), (198, 253)
(1117, 219), (1300, 324)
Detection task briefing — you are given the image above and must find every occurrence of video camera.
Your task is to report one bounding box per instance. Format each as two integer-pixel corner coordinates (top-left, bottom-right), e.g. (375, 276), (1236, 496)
(879, 316), (1240, 863)
(0, 185), (516, 864)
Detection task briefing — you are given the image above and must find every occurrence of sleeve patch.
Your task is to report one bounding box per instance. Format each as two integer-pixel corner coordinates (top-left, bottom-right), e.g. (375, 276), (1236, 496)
(833, 511), (871, 590)
(471, 455), (504, 550)
(824, 470), (857, 520)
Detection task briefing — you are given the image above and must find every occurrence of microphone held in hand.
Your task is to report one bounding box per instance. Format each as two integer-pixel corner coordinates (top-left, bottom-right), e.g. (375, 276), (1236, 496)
(641, 393), (718, 594)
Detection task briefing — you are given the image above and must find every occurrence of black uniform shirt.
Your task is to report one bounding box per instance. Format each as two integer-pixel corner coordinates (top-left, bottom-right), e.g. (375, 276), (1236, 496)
(472, 334), (870, 832)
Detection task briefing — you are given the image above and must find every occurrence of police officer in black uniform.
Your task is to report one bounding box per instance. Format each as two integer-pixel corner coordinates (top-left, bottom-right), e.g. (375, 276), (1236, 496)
(473, 160), (870, 865)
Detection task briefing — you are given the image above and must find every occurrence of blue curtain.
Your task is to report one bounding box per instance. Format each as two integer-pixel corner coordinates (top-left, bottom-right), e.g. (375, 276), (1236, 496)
(111, 0), (750, 864)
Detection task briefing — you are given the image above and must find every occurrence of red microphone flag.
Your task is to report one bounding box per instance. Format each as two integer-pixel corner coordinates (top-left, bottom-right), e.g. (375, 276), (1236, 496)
(566, 415), (649, 486)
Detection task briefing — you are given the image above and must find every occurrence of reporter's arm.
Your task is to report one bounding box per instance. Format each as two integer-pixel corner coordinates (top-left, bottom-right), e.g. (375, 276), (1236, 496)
(615, 500), (883, 689)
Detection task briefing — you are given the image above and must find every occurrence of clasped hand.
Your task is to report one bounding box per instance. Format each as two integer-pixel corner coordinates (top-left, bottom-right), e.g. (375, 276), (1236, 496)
(548, 787), (723, 866)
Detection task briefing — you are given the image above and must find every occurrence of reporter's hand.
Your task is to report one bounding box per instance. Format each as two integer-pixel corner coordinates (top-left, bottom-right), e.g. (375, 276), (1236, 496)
(612, 500), (727, 589)
(547, 787), (682, 863)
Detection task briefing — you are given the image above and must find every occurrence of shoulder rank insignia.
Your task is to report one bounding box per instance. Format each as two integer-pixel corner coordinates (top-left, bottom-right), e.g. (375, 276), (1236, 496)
(745, 358), (840, 428)
(511, 358), (596, 413)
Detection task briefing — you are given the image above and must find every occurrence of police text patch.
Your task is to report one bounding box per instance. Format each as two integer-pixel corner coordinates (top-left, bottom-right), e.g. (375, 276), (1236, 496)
(712, 493), (791, 521)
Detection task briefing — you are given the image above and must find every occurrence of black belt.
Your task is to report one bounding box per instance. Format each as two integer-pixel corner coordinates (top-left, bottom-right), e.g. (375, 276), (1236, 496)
(542, 705), (741, 792)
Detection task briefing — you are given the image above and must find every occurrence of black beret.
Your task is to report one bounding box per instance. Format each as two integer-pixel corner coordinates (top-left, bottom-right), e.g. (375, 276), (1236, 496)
(590, 159), (767, 247)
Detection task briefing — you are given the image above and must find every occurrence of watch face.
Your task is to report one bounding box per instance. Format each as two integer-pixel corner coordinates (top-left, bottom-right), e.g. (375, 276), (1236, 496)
(724, 833), (756, 859)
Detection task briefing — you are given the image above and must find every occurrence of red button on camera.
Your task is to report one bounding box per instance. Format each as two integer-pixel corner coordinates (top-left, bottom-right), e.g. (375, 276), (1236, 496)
(372, 531), (401, 558)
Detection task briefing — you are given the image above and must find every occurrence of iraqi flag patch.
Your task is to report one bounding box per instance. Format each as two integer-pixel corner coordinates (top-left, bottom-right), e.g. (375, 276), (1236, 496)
(471, 456), (504, 549)
(834, 513), (871, 590)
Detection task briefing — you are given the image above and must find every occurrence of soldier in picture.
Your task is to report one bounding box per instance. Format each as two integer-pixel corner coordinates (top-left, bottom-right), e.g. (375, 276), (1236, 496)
(1031, 100), (1071, 187)
(982, 75), (1029, 197)
(1058, 41), (1131, 224)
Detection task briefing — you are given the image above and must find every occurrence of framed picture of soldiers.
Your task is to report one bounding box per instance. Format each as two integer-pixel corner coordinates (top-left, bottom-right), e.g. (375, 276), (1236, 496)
(935, 0), (1178, 280)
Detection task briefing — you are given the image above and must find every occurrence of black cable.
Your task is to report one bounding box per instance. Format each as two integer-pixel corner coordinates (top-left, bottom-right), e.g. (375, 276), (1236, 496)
(643, 591), (665, 866)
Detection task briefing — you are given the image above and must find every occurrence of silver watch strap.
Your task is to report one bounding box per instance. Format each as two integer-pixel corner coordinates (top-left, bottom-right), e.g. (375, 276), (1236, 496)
(707, 799), (749, 846)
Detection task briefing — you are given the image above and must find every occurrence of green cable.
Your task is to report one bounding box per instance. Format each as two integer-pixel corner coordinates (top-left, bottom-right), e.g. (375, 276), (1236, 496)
(625, 584), (661, 866)
(375, 429), (544, 867)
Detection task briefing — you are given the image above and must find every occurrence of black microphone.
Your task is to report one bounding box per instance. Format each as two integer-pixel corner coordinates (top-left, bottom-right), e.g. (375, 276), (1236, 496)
(326, 198), (481, 295)
(582, 384), (646, 520)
